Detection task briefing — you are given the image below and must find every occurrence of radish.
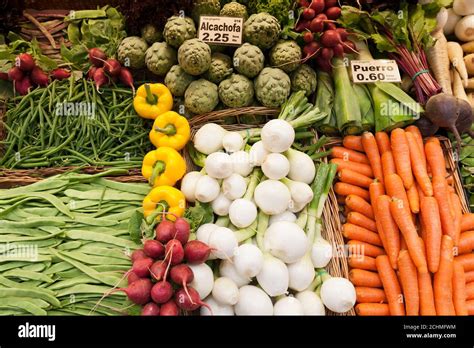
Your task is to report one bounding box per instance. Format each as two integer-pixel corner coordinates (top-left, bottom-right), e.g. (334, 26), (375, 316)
(189, 263), (214, 298)
(131, 249), (147, 262)
(156, 220), (176, 244)
(320, 47), (334, 61)
(180, 171), (203, 203)
(212, 193), (232, 216)
(208, 226), (238, 259)
(174, 218), (190, 244)
(127, 271), (141, 284)
(165, 239), (184, 265)
(151, 281), (174, 304)
(212, 277), (239, 305)
(233, 244), (264, 278)
(320, 277), (356, 313)
(249, 141), (269, 166)
(303, 41), (321, 60)
(263, 221), (309, 263)
(256, 254), (289, 296)
(115, 278), (153, 305)
(219, 259), (250, 287)
(88, 48), (107, 67)
(143, 239), (165, 259)
(321, 30), (341, 48)
(269, 211), (297, 225)
(325, 0), (337, 7)
(222, 132), (244, 153)
(325, 22), (337, 30)
(316, 55), (332, 72)
(104, 58), (121, 76)
(141, 302), (160, 316)
(343, 40), (356, 54)
(295, 19), (311, 32)
(302, 8), (316, 19)
(195, 175), (220, 203)
(326, 6), (341, 19)
(234, 285), (273, 315)
(175, 286), (212, 312)
(119, 67), (135, 92)
(8, 67), (24, 81)
(222, 173), (247, 200)
(87, 66), (97, 80)
(170, 264), (194, 298)
(335, 28), (348, 41)
(309, 18), (324, 33)
(184, 240), (212, 264)
(93, 68), (109, 91)
(196, 223), (218, 244)
(0, 72), (8, 81)
(16, 53), (35, 72)
(230, 151), (254, 177)
(303, 31), (314, 43)
(333, 44), (344, 58)
(287, 254), (315, 291)
(205, 152), (233, 179)
(132, 257), (153, 278)
(200, 296), (234, 315)
(15, 77), (32, 95)
(310, 0), (325, 14)
(50, 68), (71, 80)
(150, 260), (167, 281)
(296, 291), (326, 315)
(299, 0), (310, 7)
(273, 296), (304, 315)
(160, 300), (179, 316)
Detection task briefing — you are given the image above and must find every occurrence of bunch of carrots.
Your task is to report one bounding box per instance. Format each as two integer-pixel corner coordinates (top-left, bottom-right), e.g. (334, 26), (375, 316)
(330, 126), (474, 316)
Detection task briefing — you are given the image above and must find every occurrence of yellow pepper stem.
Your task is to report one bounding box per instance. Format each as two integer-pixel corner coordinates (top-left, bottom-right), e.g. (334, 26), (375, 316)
(145, 201), (170, 225)
(145, 83), (158, 105)
(149, 160), (165, 186)
(154, 124), (177, 136)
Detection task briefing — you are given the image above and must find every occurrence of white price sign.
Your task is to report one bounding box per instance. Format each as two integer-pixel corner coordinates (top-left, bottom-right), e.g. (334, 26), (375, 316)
(351, 60), (401, 83)
(198, 16), (243, 46)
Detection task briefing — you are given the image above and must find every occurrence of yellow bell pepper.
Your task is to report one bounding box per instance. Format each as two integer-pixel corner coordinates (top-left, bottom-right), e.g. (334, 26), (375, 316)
(143, 185), (186, 221)
(133, 83), (173, 120)
(149, 111), (190, 150)
(141, 147), (186, 187)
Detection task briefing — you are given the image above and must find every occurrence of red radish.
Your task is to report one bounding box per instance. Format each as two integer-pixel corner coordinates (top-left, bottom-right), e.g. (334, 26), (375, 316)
(16, 53), (35, 72)
(302, 8), (316, 20)
(8, 67), (24, 82)
(104, 58), (121, 76)
(93, 68), (109, 91)
(132, 257), (153, 278)
(336, 28), (348, 41)
(30, 67), (49, 87)
(175, 287), (211, 312)
(115, 278), (152, 305)
(51, 68), (71, 80)
(87, 66), (97, 80)
(310, 0), (325, 14)
(343, 40), (357, 54)
(333, 43), (344, 58)
(156, 220), (177, 244)
(309, 18), (324, 32)
(325, 0), (338, 7)
(150, 260), (168, 281)
(321, 47), (334, 60)
(119, 67), (135, 93)
(0, 72), (8, 80)
(316, 55), (332, 72)
(299, 0), (310, 7)
(315, 13), (328, 21)
(15, 76), (32, 95)
(303, 41), (321, 60)
(326, 6), (341, 19)
(127, 271), (141, 284)
(174, 218), (190, 245)
(143, 239), (165, 259)
(88, 48), (107, 67)
(141, 302), (160, 316)
(165, 239), (184, 265)
(151, 281), (173, 304)
(170, 264), (194, 293)
(295, 19), (311, 32)
(325, 22), (337, 30)
(303, 31), (314, 43)
(184, 240), (212, 264)
(320, 29), (341, 47)
(131, 249), (147, 262)
(160, 300), (179, 316)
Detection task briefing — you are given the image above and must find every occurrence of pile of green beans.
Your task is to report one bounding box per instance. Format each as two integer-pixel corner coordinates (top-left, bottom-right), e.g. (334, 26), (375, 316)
(1, 77), (153, 169)
(0, 170), (147, 315)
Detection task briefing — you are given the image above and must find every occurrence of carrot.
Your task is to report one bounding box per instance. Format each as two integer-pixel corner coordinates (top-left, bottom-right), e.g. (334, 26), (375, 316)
(347, 212), (377, 232)
(466, 271), (474, 283)
(369, 181), (388, 252)
(335, 182), (370, 201)
(400, 234), (408, 250)
(349, 269), (382, 288)
(453, 261), (469, 315)
(391, 128), (414, 190)
(398, 250), (419, 315)
(468, 282), (474, 301)
(362, 132), (384, 186)
(468, 300), (474, 315)
(432, 175), (456, 242)
(425, 139), (447, 178)
(349, 254), (377, 271)
(330, 159), (374, 178)
(456, 253), (474, 272)
(343, 223), (383, 247)
(434, 235), (456, 315)
(376, 195), (400, 270)
(390, 198), (428, 273)
(461, 213), (474, 232)
(331, 146), (369, 164)
(338, 169), (373, 189)
(376, 255), (405, 316)
(405, 125), (427, 169)
(345, 194), (374, 220)
(420, 196), (442, 273)
(406, 132), (433, 197)
(459, 231), (474, 254)
(418, 270), (437, 316)
(451, 192), (463, 247)
(381, 151), (396, 178)
(407, 184), (420, 214)
(355, 303), (390, 316)
(385, 173), (411, 216)
(347, 240), (385, 258)
(343, 135), (364, 152)
(375, 131), (391, 154)
(356, 287), (387, 303)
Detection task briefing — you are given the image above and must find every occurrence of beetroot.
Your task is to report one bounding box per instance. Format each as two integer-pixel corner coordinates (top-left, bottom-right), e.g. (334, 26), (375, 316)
(156, 220), (177, 244)
(141, 302), (160, 316)
(160, 300), (179, 316)
(170, 264), (194, 291)
(8, 67), (24, 82)
(88, 48), (107, 67)
(16, 53), (35, 72)
(51, 68), (71, 80)
(15, 76), (32, 95)
(143, 239), (165, 259)
(302, 8), (316, 20)
(174, 218), (190, 245)
(151, 281), (174, 304)
(174, 287), (211, 312)
(132, 257), (154, 278)
(30, 67), (49, 87)
(104, 59), (122, 76)
(309, 0), (325, 14)
(303, 31), (314, 43)
(165, 239), (184, 265)
(131, 249), (147, 262)
(326, 6), (341, 19)
(320, 30), (341, 47)
(183, 240), (212, 264)
(93, 68), (109, 91)
(116, 278), (152, 305)
(119, 67), (135, 93)
(415, 117), (439, 137)
(150, 260), (168, 281)
(127, 271), (141, 284)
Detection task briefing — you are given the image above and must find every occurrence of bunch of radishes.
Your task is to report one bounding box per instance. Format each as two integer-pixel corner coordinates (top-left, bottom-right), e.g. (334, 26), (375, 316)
(86, 48), (134, 92)
(120, 216), (213, 316)
(3, 53), (71, 95)
(295, 0), (356, 72)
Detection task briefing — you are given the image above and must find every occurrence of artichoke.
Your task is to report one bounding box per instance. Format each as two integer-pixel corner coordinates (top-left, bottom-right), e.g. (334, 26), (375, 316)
(291, 64), (317, 97)
(185, 79), (219, 114)
(178, 39), (212, 76)
(220, 1), (248, 20)
(233, 43), (264, 78)
(243, 13), (281, 50)
(145, 42), (177, 76)
(192, 0), (221, 23)
(254, 67), (291, 108)
(163, 16), (197, 48)
(141, 24), (162, 45)
(117, 36), (148, 69)
(219, 74), (254, 108)
(204, 53), (233, 84)
(165, 65), (196, 97)
(269, 40), (302, 73)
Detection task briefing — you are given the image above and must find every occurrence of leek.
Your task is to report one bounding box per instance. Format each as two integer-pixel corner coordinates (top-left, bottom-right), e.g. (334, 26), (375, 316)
(315, 71), (339, 136)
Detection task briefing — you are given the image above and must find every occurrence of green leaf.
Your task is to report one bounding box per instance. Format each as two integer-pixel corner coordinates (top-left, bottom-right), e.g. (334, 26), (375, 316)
(128, 209), (143, 244)
(0, 80), (13, 101)
(184, 202), (214, 233)
(371, 33), (397, 53)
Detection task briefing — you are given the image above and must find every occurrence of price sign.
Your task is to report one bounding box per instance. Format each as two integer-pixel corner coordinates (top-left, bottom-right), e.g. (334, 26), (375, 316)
(351, 60), (401, 83)
(198, 16), (243, 46)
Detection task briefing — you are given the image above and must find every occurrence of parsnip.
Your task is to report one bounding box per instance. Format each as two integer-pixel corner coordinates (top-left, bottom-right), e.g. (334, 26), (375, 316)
(464, 54), (474, 76)
(427, 30), (453, 95)
(462, 41), (474, 54)
(467, 78), (474, 89)
(452, 69), (469, 102)
(448, 41), (469, 86)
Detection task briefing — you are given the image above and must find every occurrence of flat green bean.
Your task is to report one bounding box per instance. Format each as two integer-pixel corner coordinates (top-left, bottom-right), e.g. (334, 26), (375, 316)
(0, 288), (60, 307)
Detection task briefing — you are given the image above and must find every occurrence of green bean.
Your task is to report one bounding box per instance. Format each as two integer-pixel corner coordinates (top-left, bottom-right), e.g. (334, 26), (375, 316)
(65, 251), (130, 266)
(0, 255), (52, 263)
(0, 178), (68, 197)
(0, 217), (66, 228)
(67, 215), (118, 227)
(76, 245), (129, 260)
(47, 275), (101, 291)
(0, 288), (60, 307)
(0, 262), (30, 272)
(23, 207), (59, 217)
(0, 229), (62, 243)
(64, 189), (144, 201)
(94, 179), (150, 195)
(3, 269), (54, 283)
(22, 263), (47, 273)
(65, 230), (138, 249)
(43, 261), (73, 275)
(56, 284), (120, 297)
(57, 241), (82, 251)
(0, 300), (47, 315)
